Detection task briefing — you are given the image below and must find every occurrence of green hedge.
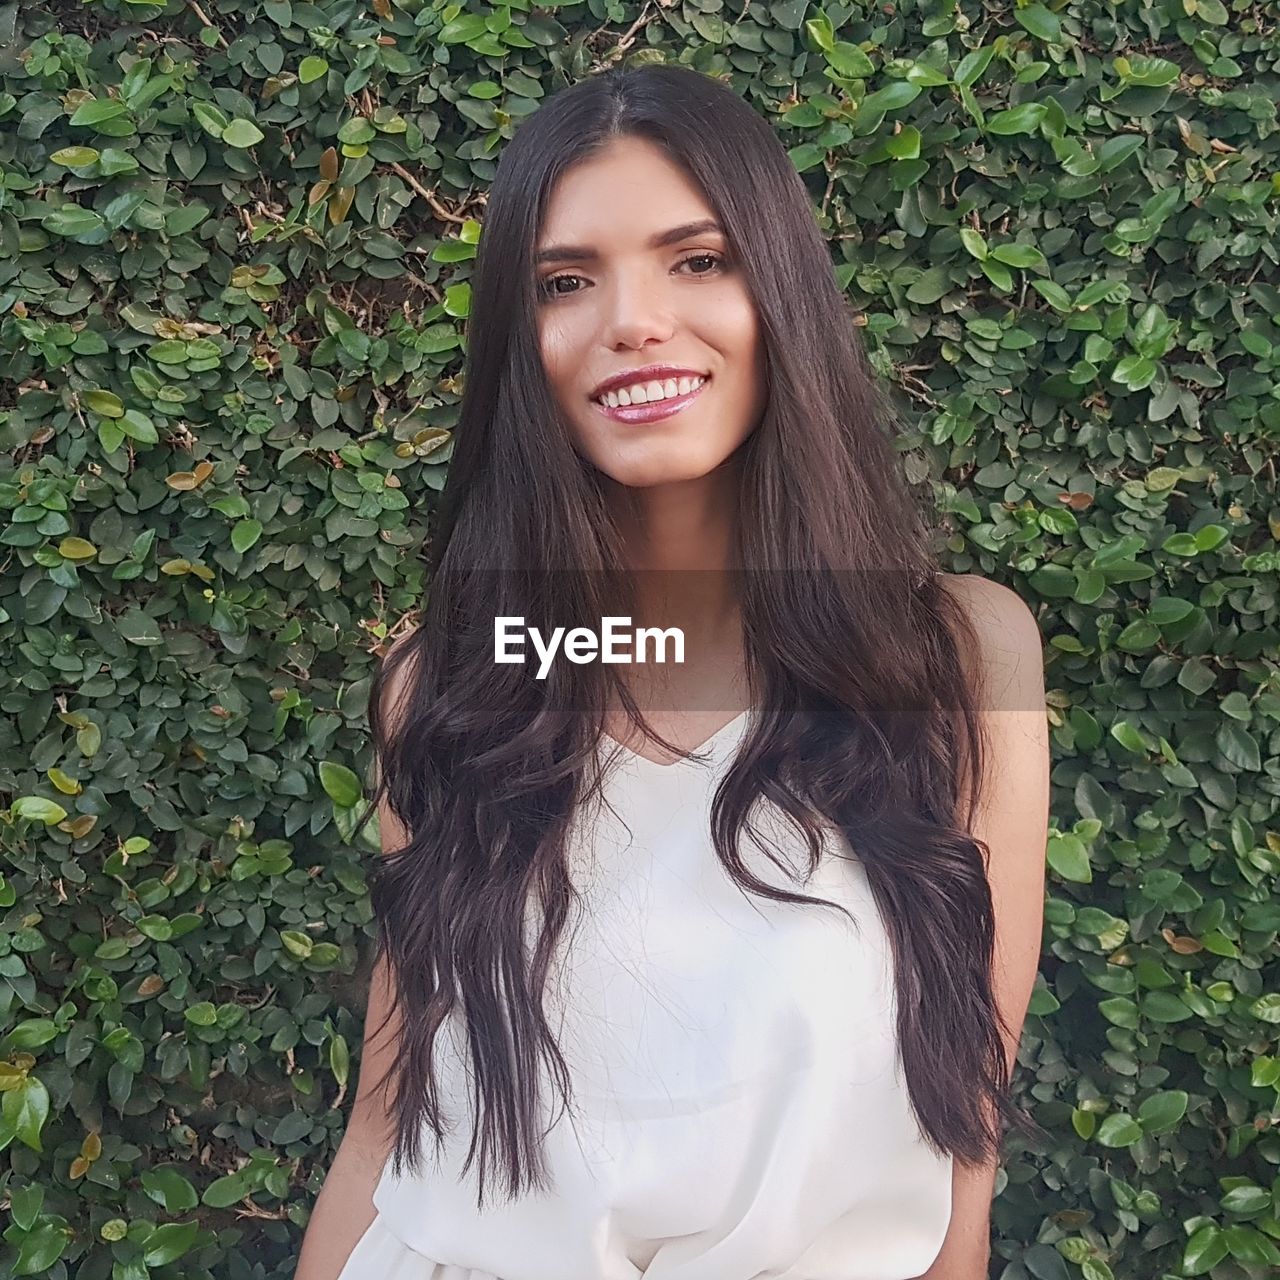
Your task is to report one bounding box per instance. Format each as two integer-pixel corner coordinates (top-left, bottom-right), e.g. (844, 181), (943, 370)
(2, 1), (1278, 1277)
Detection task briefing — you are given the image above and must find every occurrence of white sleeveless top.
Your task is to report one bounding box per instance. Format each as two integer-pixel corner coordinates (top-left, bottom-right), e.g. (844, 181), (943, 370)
(371, 709), (954, 1279)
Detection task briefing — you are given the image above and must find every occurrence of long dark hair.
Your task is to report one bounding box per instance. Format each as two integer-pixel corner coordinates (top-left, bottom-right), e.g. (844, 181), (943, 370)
(360, 61), (1045, 1211)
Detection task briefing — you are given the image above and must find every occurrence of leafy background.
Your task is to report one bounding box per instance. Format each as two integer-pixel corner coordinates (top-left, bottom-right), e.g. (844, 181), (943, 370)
(1, 0), (1278, 1277)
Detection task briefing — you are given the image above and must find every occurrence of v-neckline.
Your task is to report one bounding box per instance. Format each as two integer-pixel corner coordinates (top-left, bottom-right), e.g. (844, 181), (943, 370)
(599, 707), (754, 771)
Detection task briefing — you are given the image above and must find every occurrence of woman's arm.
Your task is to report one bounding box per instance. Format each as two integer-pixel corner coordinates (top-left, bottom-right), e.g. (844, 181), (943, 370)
(293, 954), (403, 1280)
(295, 640), (417, 1279)
(910, 576), (1050, 1279)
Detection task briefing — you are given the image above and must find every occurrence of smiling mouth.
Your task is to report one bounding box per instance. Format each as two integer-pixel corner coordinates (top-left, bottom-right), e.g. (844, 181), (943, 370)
(591, 374), (710, 407)
(590, 376), (711, 424)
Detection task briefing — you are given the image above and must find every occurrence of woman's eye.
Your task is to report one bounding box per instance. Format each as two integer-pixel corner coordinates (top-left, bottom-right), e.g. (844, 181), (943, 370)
(537, 251), (726, 300)
(682, 252), (724, 276)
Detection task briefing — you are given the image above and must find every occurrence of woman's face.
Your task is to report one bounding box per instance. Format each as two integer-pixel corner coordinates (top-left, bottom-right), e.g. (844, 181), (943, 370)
(534, 135), (767, 490)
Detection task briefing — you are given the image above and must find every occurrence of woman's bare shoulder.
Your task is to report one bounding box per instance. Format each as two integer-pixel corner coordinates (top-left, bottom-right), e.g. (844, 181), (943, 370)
(936, 573), (1043, 709)
(375, 627), (423, 731)
(936, 572), (1038, 636)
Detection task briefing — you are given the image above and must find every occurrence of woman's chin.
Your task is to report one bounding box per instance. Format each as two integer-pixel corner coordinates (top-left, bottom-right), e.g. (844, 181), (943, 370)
(577, 432), (752, 491)
(595, 457), (724, 489)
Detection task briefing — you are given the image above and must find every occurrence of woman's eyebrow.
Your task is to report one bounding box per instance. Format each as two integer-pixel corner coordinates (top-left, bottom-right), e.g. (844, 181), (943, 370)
(533, 218), (725, 267)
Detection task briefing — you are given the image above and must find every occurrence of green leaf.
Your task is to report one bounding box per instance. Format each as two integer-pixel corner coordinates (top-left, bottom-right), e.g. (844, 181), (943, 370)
(1183, 1223), (1229, 1275)
(1148, 596), (1194, 625)
(8, 1183), (44, 1232)
(1115, 619), (1160, 651)
(1046, 833), (1091, 883)
(166, 202), (211, 235)
(231, 519), (263, 552)
(904, 61), (950, 87)
(319, 760), (362, 808)
(69, 98), (129, 127)
(299, 56), (329, 83)
(1109, 721), (1147, 753)
(990, 242), (1046, 269)
(337, 116), (375, 145)
(12, 1222), (70, 1276)
(884, 125), (920, 159)
(860, 81), (920, 115)
(1162, 532), (1199, 556)
(982, 261), (1010, 298)
(804, 17), (833, 52)
(1221, 1183), (1272, 1214)
(99, 147), (140, 175)
(136, 915), (172, 941)
(309, 942), (342, 970)
(273, 1108), (315, 1143)
(1144, 466), (1181, 491)
(149, 339), (189, 364)
(42, 206), (104, 237)
(202, 1171), (250, 1208)
(1015, 3), (1061, 43)
(1031, 278), (1073, 310)
(1141, 990), (1194, 1022)
(1249, 993), (1280, 1024)
(1070, 1108), (1096, 1141)
(953, 45), (995, 87)
(827, 41), (874, 78)
(11, 796), (68, 824)
(1216, 721), (1260, 771)
(280, 930), (314, 959)
(330, 1032), (350, 1086)
(1098, 997), (1138, 1029)
(986, 102), (1047, 135)
(3, 1075), (51, 1152)
(1222, 1224), (1279, 1266)
(118, 609), (162, 645)
(141, 1167), (199, 1213)
(1193, 524), (1228, 551)
(6, 1018), (59, 1049)
(119, 409), (158, 444)
(905, 266), (952, 304)
(1095, 1111), (1142, 1147)
(438, 14), (489, 43)
(142, 1221), (199, 1266)
(1038, 507), (1077, 536)
(1137, 1089), (1188, 1133)
(222, 119), (265, 148)
(191, 100), (229, 137)
(1112, 354), (1157, 389)
(1075, 570), (1105, 604)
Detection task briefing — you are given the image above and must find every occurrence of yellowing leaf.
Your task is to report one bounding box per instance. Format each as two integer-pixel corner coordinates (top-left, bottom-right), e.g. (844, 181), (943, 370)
(48, 769), (82, 796)
(84, 389), (124, 417)
(59, 537), (97, 560)
(222, 119), (265, 148)
(51, 146), (100, 167)
(328, 185), (355, 225)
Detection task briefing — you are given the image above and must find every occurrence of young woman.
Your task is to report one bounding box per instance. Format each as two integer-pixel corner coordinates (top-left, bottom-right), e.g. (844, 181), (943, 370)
(297, 63), (1051, 1280)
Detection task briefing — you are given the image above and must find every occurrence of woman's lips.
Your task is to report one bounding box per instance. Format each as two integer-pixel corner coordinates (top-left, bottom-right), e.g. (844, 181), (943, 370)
(591, 377), (709, 424)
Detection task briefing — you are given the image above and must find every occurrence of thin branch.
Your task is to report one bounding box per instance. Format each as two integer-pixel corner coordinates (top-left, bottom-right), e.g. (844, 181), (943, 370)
(387, 162), (471, 225)
(187, 2), (229, 49)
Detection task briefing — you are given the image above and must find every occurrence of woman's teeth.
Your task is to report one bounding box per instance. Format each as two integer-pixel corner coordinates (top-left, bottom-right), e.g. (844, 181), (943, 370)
(597, 375), (706, 408)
